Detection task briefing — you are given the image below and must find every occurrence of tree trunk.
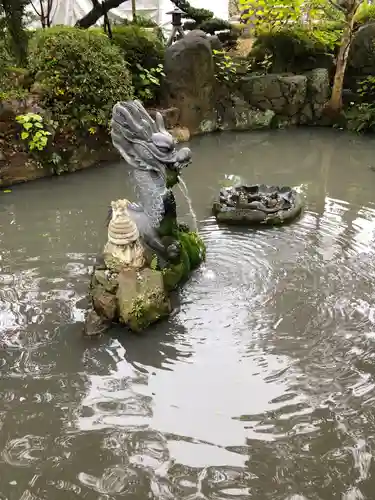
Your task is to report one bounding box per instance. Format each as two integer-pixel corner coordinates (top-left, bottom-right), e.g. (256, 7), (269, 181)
(75, 0), (128, 28)
(325, 7), (358, 114)
(131, 0), (136, 21)
(0, 0), (28, 66)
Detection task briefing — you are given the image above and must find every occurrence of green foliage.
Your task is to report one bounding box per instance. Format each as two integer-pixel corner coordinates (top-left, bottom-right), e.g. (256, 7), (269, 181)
(120, 13), (158, 28)
(150, 254), (159, 270)
(27, 26), (133, 130)
(135, 63), (165, 103)
(239, 0), (303, 31)
(346, 103), (375, 133)
(111, 24), (165, 72)
(345, 76), (375, 133)
(213, 49), (240, 83)
(110, 25), (165, 103)
(250, 25), (340, 72)
(357, 75), (375, 100)
(16, 113), (52, 151)
(117, 14), (165, 42)
(354, 3), (375, 25)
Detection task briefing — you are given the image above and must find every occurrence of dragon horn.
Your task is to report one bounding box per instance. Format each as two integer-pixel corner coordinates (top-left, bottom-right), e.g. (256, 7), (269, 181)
(133, 100), (158, 133)
(155, 111), (167, 134)
(112, 102), (144, 134)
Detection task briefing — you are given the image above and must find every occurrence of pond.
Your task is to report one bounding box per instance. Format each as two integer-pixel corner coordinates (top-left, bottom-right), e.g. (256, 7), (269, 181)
(1, 128), (375, 500)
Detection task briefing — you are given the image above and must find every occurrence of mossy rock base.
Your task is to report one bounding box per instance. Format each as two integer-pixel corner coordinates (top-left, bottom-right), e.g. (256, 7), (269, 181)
(116, 268), (171, 332)
(84, 229), (206, 336)
(162, 230), (206, 291)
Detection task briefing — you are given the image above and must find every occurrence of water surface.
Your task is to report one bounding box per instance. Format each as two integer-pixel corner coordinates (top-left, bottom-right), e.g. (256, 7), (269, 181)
(1, 128), (375, 499)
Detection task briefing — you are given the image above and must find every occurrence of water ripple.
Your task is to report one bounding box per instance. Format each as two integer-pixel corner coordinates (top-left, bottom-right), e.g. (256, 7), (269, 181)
(2, 129), (375, 499)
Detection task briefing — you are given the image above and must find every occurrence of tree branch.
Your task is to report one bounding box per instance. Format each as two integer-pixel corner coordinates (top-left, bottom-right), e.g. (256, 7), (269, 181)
(75, 0), (129, 28)
(327, 0), (347, 14)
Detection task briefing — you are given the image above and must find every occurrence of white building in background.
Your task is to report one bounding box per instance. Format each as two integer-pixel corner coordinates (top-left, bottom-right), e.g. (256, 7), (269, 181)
(38, 0), (228, 30)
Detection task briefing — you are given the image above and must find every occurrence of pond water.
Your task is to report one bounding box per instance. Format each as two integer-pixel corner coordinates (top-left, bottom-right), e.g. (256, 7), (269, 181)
(1, 128), (375, 500)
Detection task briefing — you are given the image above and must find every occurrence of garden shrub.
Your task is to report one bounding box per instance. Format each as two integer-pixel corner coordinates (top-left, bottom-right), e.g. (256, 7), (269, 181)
(111, 25), (165, 72)
(249, 26), (340, 73)
(345, 76), (375, 134)
(27, 26), (133, 130)
(118, 14), (165, 41)
(110, 25), (165, 103)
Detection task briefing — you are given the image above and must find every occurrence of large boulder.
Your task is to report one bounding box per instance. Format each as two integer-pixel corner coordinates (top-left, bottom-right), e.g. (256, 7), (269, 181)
(240, 74), (307, 118)
(163, 30), (217, 134)
(348, 23), (375, 78)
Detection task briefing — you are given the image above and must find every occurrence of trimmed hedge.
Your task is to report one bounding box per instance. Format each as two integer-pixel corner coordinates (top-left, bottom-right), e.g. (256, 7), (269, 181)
(28, 26), (133, 129)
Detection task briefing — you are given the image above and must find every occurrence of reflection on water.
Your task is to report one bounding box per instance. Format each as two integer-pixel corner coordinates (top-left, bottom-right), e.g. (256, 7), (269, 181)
(2, 128), (375, 499)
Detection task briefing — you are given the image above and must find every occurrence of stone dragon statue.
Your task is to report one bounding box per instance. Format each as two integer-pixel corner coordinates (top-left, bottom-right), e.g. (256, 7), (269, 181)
(110, 100), (192, 264)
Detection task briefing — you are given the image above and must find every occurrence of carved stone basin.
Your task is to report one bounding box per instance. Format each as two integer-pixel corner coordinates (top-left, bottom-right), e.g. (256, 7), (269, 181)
(212, 184), (303, 226)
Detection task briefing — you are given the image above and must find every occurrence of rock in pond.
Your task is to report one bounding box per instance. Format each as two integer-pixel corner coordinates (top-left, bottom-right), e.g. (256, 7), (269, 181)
(83, 101), (206, 337)
(212, 184), (303, 226)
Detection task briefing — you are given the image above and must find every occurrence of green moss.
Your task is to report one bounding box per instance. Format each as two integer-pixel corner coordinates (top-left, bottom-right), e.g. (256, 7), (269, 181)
(128, 290), (170, 332)
(162, 262), (185, 291)
(179, 231), (206, 269)
(162, 229), (206, 291)
(158, 213), (178, 237)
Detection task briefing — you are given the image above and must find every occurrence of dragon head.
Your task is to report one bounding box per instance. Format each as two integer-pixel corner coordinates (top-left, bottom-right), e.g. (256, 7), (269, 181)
(110, 100), (192, 227)
(111, 100), (191, 177)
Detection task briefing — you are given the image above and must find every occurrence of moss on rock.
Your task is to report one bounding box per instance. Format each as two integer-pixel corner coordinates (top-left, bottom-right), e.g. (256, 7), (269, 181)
(116, 268), (171, 332)
(162, 229), (206, 291)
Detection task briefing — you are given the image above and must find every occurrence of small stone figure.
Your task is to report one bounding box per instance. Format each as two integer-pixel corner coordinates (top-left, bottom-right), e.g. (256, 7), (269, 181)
(103, 199), (145, 272)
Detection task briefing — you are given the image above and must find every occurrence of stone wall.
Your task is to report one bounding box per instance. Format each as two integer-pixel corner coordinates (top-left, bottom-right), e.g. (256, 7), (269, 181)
(163, 30), (331, 137)
(0, 97), (118, 188)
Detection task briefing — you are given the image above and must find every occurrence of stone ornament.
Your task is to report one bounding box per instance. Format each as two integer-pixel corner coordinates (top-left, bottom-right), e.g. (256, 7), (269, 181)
(104, 199), (145, 271)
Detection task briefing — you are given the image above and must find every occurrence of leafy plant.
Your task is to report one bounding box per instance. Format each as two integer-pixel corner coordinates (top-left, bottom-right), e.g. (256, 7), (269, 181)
(346, 102), (375, 133)
(213, 49), (240, 83)
(249, 25), (340, 73)
(345, 75), (375, 133)
(135, 63), (165, 103)
(16, 113), (51, 151)
(28, 26), (134, 131)
(111, 24), (165, 74)
(239, 0), (303, 31)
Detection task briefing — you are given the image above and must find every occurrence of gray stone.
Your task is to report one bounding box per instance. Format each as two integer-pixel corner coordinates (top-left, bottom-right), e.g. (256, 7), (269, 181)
(163, 30), (216, 134)
(299, 104), (313, 125)
(83, 309), (110, 337)
(93, 269), (119, 293)
(219, 94), (274, 131)
(240, 73), (307, 117)
(92, 285), (117, 321)
(306, 68), (330, 121)
(348, 23), (375, 77)
(116, 268), (171, 332)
